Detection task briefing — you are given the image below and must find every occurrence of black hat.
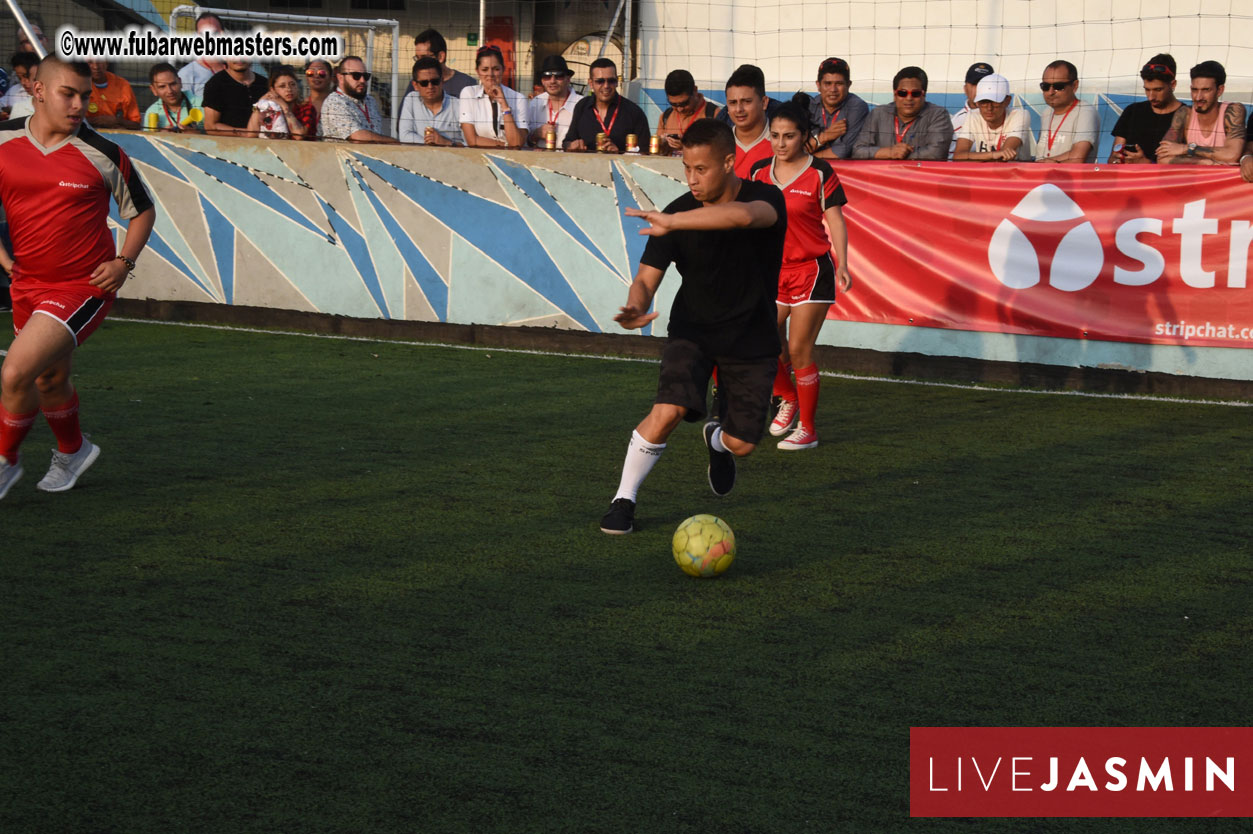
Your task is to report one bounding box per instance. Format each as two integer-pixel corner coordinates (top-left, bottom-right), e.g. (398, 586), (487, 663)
(965, 62), (994, 85)
(539, 54), (574, 77)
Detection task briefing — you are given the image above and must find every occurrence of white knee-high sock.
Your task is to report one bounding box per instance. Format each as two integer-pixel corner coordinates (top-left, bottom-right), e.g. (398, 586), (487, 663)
(613, 430), (666, 502)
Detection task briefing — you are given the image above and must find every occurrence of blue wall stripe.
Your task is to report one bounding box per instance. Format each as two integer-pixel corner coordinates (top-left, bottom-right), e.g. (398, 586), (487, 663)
(199, 195), (235, 305)
(316, 194), (390, 319)
(110, 203), (214, 299)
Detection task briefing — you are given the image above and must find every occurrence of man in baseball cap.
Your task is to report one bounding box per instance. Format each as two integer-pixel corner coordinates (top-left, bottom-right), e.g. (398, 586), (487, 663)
(953, 73), (1031, 161)
(952, 61), (995, 137)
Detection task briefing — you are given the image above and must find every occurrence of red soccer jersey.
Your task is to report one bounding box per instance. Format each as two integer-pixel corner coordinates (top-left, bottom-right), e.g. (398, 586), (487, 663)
(0, 118), (152, 284)
(749, 155), (847, 263)
(734, 125), (773, 179)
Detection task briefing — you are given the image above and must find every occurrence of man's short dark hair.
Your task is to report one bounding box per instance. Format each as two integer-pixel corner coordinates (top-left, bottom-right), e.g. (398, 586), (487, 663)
(1190, 60), (1226, 86)
(1045, 59), (1078, 83)
(414, 29), (447, 56)
(412, 56), (441, 80)
(1140, 53), (1176, 83)
(817, 57), (850, 82)
(892, 66), (927, 91)
(11, 51), (38, 71)
(589, 57), (616, 75)
(664, 69), (697, 97)
(337, 55), (364, 75)
(148, 61), (177, 82)
(681, 117), (735, 158)
(194, 12), (223, 27)
(37, 56), (89, 80)
(725, 63), (765, 97)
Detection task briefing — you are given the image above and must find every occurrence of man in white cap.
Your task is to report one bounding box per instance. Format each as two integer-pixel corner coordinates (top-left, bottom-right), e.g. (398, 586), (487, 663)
(953, 73), (1031, 161)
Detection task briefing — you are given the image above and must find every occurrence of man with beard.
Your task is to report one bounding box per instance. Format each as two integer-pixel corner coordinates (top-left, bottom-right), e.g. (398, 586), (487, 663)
(202, 59), (267, 135)
(1157, 60), (1245, 165)
(1108, 55), (1182, 163)
(320, 56), (397, 142)
(807, 57), (868, 159)
(528, 55), (580, 147)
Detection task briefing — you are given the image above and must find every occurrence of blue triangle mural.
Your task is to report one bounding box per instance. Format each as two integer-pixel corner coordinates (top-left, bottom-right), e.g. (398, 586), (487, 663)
(199, 194), (235, 304)
(109, 203), (214, 299)
(354, 154), (599, 332)
(316, 194), (389, 319)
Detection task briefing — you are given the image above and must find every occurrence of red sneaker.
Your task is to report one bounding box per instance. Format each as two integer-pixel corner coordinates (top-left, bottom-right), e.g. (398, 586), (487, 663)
(778, 422), (818, 451)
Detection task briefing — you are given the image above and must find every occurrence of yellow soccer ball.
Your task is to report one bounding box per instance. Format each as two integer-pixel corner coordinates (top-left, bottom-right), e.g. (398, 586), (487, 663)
(672, 514), (736, 577)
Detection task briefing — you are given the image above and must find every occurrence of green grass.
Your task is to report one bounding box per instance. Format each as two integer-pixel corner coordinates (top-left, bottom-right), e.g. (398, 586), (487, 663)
(2, 317), (1251, 833)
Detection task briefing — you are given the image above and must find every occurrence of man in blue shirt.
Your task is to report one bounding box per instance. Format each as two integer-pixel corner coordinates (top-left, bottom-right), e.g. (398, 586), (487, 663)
(399, 56), (463, 145)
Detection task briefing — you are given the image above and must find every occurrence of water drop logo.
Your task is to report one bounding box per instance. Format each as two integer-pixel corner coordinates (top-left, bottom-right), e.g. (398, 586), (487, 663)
(988, 184), (1104, 291)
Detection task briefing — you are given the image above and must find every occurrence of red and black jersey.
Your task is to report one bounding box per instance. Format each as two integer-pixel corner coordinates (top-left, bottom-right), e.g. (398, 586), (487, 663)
(734, 125), (773, 179)
(0, 118), (153, 284)
(749, 154), (847, 263)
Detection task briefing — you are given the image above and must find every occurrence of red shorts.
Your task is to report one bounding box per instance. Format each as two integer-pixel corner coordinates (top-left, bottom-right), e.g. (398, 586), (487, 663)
(777, 252), (837, 306)
(12, 283), (114, 346)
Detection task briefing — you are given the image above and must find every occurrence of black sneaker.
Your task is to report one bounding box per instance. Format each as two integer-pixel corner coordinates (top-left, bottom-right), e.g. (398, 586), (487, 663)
(703, 421), (736, 497)
(600, 498), (635, 534)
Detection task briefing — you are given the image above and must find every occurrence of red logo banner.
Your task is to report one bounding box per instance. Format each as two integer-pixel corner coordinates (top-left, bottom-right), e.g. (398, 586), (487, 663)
(836, 163), (1253, 349)
(910, 727), (1253, 817)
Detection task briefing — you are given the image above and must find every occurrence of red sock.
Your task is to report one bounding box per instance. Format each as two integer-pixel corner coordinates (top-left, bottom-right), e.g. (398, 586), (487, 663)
(711, 366), (719, 389)
(42, 390), (83, 454)
(0, 403), (39, 464)
(795, 363), (820, 430)
(772, 358), (796, 402)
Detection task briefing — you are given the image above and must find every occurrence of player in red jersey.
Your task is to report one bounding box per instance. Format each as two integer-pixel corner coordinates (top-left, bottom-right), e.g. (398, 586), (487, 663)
(0, 57), (155, 500)
(749, 93), (851, 450)
(725, 64), (774, 178)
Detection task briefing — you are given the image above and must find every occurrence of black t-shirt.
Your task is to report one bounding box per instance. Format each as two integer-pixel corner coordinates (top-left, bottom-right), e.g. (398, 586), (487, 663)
(640, 178), (787, 358)
(563, 94), (650, 151)
(202, 70), (269, 128)
(1110, 100), (1179, 161)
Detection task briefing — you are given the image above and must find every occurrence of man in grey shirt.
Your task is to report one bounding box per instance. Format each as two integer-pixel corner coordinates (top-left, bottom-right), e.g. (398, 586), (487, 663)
(399, 57), (463, 145)
(852, 66), (953, 160)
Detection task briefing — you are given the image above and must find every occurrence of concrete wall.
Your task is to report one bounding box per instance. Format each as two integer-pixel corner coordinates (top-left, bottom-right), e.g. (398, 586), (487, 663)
(110, 131), (1253, 383)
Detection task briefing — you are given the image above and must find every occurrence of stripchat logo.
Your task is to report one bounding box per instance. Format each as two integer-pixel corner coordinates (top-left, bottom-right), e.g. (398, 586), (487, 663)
(987, 184), (1253, 292)
(989, 184), (1103, 292)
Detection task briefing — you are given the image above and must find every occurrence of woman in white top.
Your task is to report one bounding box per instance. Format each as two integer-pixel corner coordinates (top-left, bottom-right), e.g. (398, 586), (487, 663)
(459, 45), (528, 147)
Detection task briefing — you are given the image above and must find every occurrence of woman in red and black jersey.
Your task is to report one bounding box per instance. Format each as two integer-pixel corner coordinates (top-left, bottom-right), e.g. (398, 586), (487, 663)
(748, 93), (851, 450)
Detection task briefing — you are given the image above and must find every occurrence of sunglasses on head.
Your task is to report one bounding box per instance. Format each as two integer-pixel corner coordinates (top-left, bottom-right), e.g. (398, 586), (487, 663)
(820, 57), (849, 73)
(1039, 80), (1072, 91)
(416, 78), (440, 87)
(895, 88), (923, 98)
(1142, 63), (1174, 78)
(592, 77), (618, 86)
(306, 69), (328, 78)
(342, 71), (371, 81)
(476, 45), (503, 58)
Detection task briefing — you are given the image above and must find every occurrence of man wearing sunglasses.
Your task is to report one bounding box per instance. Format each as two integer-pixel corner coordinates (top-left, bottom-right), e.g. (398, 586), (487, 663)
(563, 58), (649, 153)
(1107, 56), (1181, 164)
(1157, 61), (1245, 166)
(203, 60), (267, 136)
(851, 67), (952, 160)
(399, 56), (462, 145)
(303, 59), (334, 124)
(1034, 60), (1099, 163)
(808, 57), (868, 160)
(320, 56), (397, 143)
(528, 54), (581, 148)
(655, 69), (720, 155)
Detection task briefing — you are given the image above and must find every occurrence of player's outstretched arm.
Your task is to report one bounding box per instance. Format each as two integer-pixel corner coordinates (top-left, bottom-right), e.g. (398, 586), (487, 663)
(626, 201), (777, 234)
(614, 264), (665, 329)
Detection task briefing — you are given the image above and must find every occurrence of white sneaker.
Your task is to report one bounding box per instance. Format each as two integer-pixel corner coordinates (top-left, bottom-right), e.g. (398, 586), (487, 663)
(778, 422), (818, 451)
(0, 456), (23, 500)
(36, 440), (100, 492)
(769, 399), (798, 436)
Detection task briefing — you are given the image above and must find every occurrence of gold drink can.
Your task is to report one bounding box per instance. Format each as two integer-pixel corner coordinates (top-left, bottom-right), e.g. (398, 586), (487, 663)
(625, 133), (638, 152)
(145, 111), (159, 131)
(595, 132), (607, 151)
(649, 134), (660, 155)
(545, 130), (556, 150)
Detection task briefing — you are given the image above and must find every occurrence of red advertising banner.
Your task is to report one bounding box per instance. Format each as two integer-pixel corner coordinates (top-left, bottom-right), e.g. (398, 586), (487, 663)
(835, 163), (1253, 349)
(910, 726), (1253, 817)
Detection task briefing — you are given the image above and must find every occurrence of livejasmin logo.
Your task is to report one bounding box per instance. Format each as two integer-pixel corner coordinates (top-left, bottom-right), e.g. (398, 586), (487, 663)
(928, 754), (1235, 793)
(987, 184), (1253, 292)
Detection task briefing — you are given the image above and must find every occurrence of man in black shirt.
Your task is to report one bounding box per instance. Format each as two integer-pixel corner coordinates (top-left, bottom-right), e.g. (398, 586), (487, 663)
(202, 61), (268, 135)
(1108, 54), (1182, 163)
(563, 58), (649, 153)
(600, 119), (787, 534)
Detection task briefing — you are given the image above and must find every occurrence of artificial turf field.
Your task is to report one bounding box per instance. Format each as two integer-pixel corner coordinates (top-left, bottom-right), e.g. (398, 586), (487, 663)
(2, 316), (1251, 833)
